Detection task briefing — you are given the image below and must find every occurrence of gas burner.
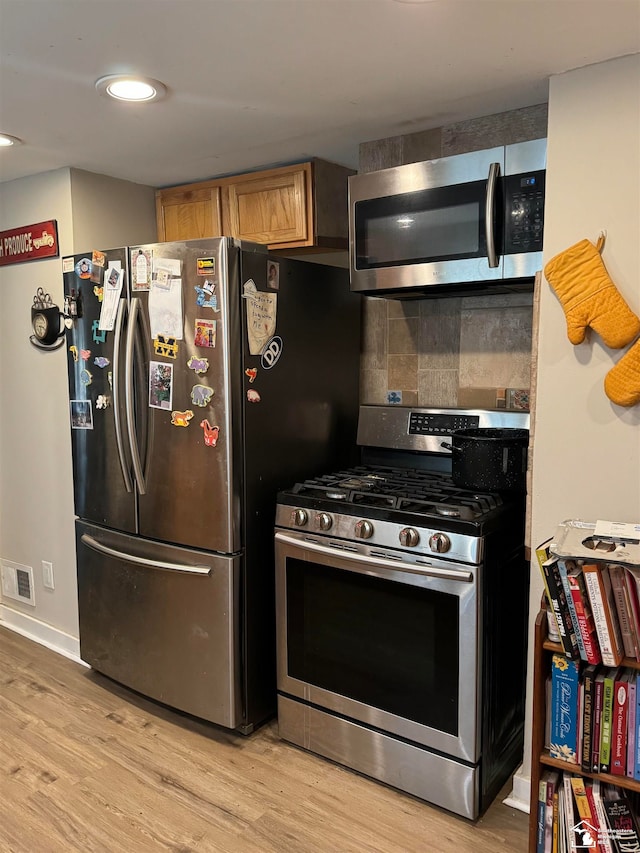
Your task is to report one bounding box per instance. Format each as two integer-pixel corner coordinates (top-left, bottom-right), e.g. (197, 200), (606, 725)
(326, 491), (348, 500)
(436, 506), (462, 518)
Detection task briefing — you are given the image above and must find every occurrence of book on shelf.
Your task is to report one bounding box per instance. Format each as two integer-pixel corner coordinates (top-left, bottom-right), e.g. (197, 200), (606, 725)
(552, 785), (560, 853)
(635, 677), (640, 781)
(583, 563), (625, 667)
(559, 558), (588, 661)
(536, 773), (547, 853)
(625, 566), (640, 659)
(570, 776), (600, 849)
(537, 769), (560, 853)
(602, 788), (640, 853)
(627, 671), (637, 780)
(543, 557), (581, 660)
(550, 653), (580, 763)
(562, 773), (576, 853)
(591, 778), (615, 853)
(611, 670), (632, 776)
(610, 565), (639, 661)
(582, 664), (599, 774)
(594, 671), (606, 773)
(601, 667), (621, 774)
(545, 770), (560, 853)
(568, 561), (602, 665)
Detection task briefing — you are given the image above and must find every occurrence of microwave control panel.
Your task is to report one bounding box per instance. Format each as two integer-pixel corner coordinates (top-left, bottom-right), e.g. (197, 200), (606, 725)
(503, 169), (545, 254)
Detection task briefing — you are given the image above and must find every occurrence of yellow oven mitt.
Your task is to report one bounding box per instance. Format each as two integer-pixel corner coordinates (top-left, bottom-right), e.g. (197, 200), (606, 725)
(605, 337), (640, 407)
(544, 236), (640, 349)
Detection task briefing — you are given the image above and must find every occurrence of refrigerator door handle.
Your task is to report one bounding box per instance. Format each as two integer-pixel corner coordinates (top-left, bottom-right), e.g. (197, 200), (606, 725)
(81, 534), (212, 575)
(112, 297), (133, 492)
(125, 297), (146, 495)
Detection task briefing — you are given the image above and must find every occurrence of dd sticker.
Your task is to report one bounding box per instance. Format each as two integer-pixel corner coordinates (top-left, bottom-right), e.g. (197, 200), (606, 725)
(261, 336), (283, 370)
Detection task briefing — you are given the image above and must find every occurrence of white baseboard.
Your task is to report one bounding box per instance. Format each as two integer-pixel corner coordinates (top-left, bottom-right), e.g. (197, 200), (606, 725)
(0, 604), (86, 666)
(503, 764), (531, 814)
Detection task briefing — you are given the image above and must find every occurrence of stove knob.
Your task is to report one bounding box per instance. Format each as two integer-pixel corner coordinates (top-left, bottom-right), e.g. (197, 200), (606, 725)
(354, 519), (374, 540)
(399, 527), (420, 548)
(291, 509), (308, 527)
(315, 512), (333, 531)
(429, 532), (451, 553)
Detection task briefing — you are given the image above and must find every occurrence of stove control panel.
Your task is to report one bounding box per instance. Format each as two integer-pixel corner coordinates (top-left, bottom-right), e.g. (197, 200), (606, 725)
(408, 412), (480, 436)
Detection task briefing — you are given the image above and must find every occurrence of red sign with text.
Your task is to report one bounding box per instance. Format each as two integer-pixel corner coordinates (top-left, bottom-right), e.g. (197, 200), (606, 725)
(0, 220), (59, 266)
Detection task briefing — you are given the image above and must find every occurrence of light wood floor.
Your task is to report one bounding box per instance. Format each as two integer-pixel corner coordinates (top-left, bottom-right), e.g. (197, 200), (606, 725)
(0, 625), (529, 852)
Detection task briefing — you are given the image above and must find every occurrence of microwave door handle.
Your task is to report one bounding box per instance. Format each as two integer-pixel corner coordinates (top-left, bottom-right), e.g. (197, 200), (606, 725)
(112, 297), (133, 492)
(125, 297), (146, 494)
(485, 162), (500, 268)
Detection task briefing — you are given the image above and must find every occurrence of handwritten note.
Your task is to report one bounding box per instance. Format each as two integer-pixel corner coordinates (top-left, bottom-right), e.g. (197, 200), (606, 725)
(243, 279), (277, 355)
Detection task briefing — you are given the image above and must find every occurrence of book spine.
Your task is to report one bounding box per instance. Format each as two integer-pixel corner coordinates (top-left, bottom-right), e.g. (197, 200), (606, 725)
(611, 672), (629, 775)
(559, 559), (587, 660)
(583, 564), (623, 667)
(536, 543), (562, 640)
(593, 676), (604, 772)
(602, 792), (640, 851)
(550, 654), (580, 763)
(601, 565), (625, 663)
(584, 783), (605, 853)
(591, 779), (615, 853)
(635, 671), (640, 781)
(545, 559), (580, 659)
(581, 666), (597, 773)
(569, 775), (593, 824)
(551, 789), (559, 853)
(562, 773), (576, 851)
(536, 777), (547, 853)
(568, 569), (602, 664)
(610, 565), (636, 659)
(627, 675), (637, 779)
(624, 566), (640, 660)
(544, 773), (557, 853)
(600, 668), (616, 773)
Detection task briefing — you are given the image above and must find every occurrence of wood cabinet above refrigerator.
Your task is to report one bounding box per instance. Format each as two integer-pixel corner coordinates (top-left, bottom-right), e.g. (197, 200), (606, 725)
(155, 159), (355, 252)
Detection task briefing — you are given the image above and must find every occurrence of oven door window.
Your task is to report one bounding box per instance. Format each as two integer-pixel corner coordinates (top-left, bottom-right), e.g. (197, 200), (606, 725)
(354, 180), (499, 269)
(286, 557), (459, 736)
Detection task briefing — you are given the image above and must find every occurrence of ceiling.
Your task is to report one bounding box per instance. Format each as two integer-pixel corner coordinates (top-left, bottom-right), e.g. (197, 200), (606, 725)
(1, 0), (639, 190)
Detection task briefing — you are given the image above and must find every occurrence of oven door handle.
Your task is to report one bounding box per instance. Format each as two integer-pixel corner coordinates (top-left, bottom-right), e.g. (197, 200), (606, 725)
(275, 532), (473, 583)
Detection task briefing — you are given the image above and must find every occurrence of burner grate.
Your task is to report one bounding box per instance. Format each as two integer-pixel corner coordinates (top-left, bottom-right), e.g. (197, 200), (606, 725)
(288, 465), (504, 521)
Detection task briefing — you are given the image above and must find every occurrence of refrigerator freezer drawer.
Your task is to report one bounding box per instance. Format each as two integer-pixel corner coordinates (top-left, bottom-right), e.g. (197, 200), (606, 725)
(76, 520), (242, 729)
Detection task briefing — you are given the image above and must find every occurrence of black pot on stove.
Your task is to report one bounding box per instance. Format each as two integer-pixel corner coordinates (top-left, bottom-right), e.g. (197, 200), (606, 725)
(441, 428), (529, 492)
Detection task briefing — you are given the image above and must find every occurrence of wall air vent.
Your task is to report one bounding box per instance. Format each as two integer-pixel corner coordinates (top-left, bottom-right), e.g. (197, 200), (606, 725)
(0, 559), (35, 606)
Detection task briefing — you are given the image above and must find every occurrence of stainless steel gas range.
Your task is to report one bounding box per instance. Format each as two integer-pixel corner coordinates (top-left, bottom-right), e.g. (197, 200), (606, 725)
(274, 405), (530, 819)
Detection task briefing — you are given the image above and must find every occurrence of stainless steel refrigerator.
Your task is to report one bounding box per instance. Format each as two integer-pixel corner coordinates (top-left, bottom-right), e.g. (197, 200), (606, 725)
(63, 238), (361, 733)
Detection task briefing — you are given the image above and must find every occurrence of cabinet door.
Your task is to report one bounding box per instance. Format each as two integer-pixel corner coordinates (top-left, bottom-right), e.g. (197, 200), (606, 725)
(227, 164), (313, 247)
(156, 184), (223, 242)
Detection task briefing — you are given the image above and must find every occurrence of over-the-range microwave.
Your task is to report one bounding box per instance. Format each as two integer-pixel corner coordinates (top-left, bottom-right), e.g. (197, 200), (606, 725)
(348, 138), (546, 298)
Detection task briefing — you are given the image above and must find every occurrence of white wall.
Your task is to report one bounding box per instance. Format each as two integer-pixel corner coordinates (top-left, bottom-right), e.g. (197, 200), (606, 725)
(0, 169), (156, 656)
(518, 54), (640, 800)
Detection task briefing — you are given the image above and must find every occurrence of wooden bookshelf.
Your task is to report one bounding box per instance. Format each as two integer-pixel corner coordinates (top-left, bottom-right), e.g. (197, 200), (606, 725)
(529, 609), (640, 852)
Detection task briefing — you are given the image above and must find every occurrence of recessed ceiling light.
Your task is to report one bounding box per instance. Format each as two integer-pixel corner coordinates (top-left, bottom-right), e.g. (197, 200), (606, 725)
(0, 133), (23, 147)
(95, 75), (167, 103)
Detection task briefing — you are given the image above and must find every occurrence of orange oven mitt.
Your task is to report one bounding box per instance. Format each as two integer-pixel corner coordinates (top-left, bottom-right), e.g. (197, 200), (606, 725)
(544, 236), (640, 349)
(605, 337), (640, 407)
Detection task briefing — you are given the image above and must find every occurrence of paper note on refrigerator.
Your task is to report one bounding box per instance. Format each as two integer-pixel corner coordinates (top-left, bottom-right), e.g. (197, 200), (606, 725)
(149, 276), (184, 340)
(243, 279), (277, 355)
(98, 263), (123, 331)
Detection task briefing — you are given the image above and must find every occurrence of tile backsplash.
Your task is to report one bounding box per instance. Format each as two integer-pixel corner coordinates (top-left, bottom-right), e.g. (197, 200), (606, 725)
(360, 292), (534, 408)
